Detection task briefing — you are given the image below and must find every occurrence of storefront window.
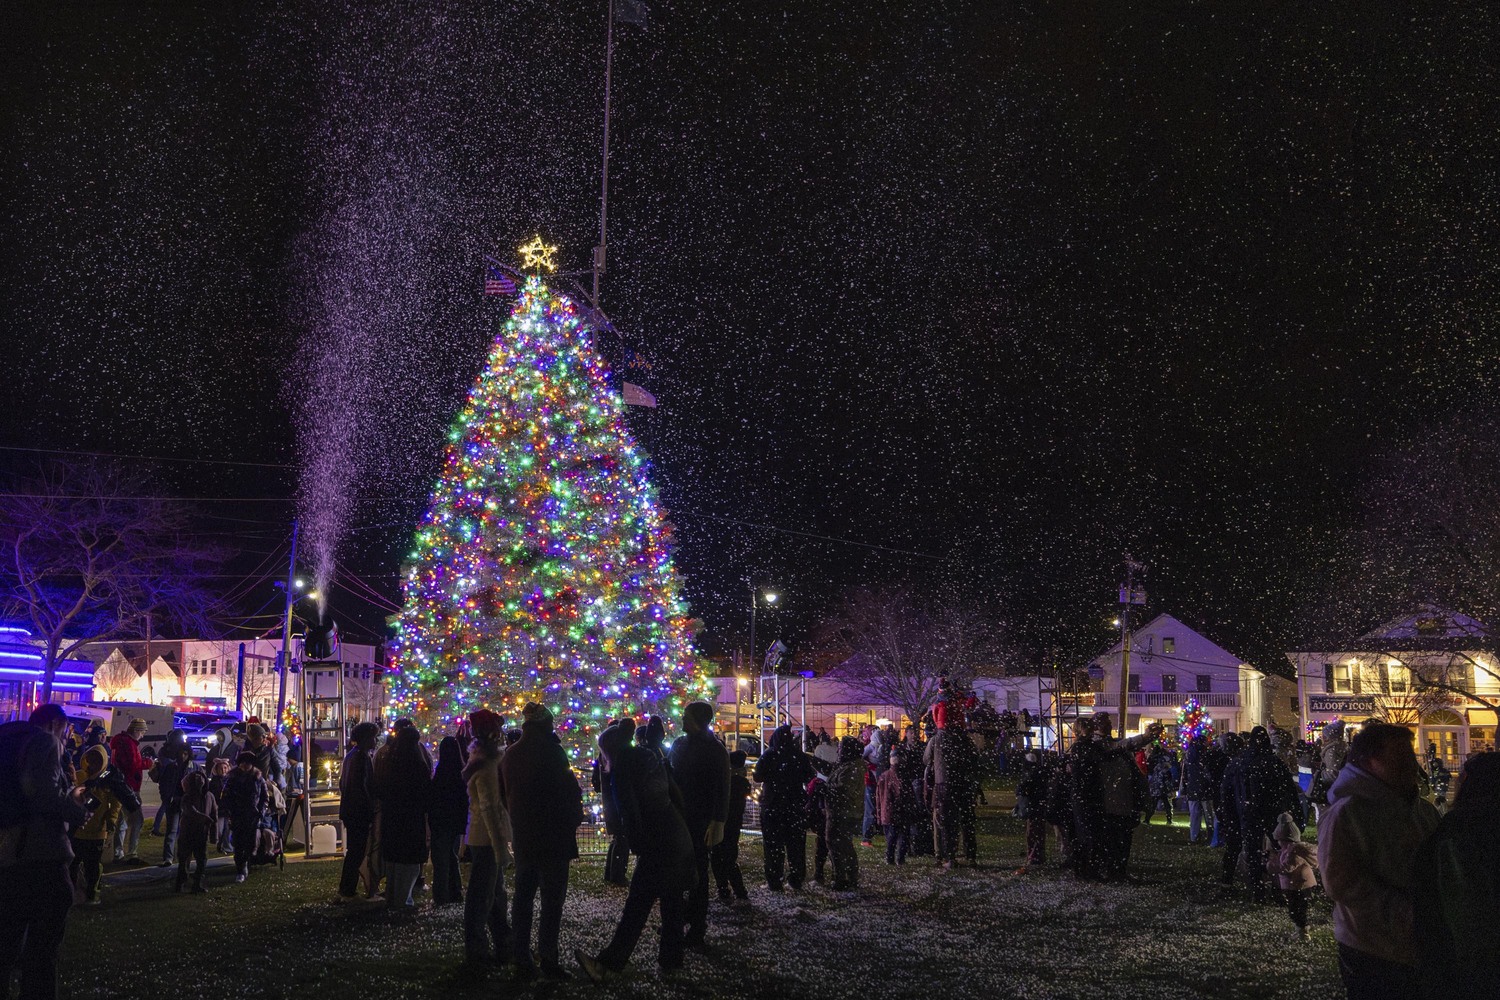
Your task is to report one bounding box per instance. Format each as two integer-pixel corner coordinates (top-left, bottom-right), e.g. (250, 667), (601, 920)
(1471, 727), (1496, 754)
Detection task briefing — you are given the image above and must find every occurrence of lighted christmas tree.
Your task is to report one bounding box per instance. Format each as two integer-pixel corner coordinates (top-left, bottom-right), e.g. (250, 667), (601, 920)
(389, 237), (701, 758)
(1176, 696), (1216, 744)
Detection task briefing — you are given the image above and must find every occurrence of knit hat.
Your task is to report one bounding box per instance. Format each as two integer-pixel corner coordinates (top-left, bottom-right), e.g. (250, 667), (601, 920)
(1273, 812), (1300, 844)
(236, 751), (258, 766)
(127, 718), (148, 735)
(521, 702), (555, 729)
(469, 709), (504, 736)
(246, 723), (266, 743)
(729, 749), (747, 770)
(683, 701), (715, 733)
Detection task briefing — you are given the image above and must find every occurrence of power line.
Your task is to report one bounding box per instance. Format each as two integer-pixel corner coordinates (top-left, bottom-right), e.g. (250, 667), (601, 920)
(0, 445), (295, 470)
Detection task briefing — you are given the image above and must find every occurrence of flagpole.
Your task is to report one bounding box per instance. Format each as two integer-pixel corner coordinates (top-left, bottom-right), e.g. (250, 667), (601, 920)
(594, 0), (615, 308)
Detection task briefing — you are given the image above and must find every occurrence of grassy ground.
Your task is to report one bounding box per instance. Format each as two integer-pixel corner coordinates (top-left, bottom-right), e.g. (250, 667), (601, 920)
(64, 794), (1341, 1000)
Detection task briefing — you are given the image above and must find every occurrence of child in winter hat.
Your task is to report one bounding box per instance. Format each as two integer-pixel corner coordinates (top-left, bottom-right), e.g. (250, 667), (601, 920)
(1265, 811), (1319, 942)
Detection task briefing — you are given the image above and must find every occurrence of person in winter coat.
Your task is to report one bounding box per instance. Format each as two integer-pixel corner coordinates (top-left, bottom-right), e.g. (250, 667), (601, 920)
(1180, 735), (1216, 845)
(499, 704), (584, 981)
(220, 752), (267, 883)
(69, 745), (120, 905)
(1237, 727), (1303, 902)
(428, 736), (468, 907)
(807, 773), (830, 883)
(923, 722), (979, 869)
(336, 722), (379, 903)
(244, 723), (283, 793)
(378, 726), (431, 911)
(1264, 811), (1319, 941)
(824, 737), (865, 890)
(175, 770), (217, 893)
(1318, 722), (1439, 999)
(668, 701), (730, 949)
(109, 719), (148, 864)
(638, 716), (669, 766)
(1142, 746), (1177, 825)
(753, 725), (814, 891)
(860, 726), (884, 845)
(1412, 751), (1500, 997)
(1312, 720), (1348, 807)
(593, 717), (636, 886)
(897, 726), (932, 857)
(1090, 715), (1163, 882)
(1204, 735), (1231, 847)
(876, 747), (914, 865)
(2, 705), (88, 999)
(1216, 733), (1248, 886)
(463, 710), (512, 967)
(152, 729), (190, 867)
(1013, 749), (1052, 869)
(577, 721), (695, 981)
(711, 750), (751, 901)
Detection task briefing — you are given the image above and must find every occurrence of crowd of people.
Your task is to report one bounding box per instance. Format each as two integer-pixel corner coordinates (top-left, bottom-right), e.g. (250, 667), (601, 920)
(3, 692), (1498, 999)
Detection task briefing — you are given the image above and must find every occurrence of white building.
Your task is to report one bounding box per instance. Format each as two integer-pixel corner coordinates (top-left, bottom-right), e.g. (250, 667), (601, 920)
(705, 671), (1060, 746)
(1087, 613), (1292, 736)
(76, 636), (388, 724)
(1286, 605), (1499, 769)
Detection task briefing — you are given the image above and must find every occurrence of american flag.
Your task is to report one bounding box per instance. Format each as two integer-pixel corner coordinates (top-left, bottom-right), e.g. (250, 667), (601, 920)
(484, 264), (516, 297)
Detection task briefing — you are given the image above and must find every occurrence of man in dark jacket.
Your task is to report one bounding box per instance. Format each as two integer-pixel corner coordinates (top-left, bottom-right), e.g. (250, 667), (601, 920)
(500, 704), (583, 981)
(1180, 736), (1214, 845)
(667, 701), (729, 950)
(336, 722), (379, 902)
(1238, 726), (1302, 902)
(1067, 718), (1104, 879)
(754, 725), (814, 890)
(578, 723), (695, 981)
(0, 704), (88, 1000)
(1216, 732), (1248, 887)
(923, 722), (979, 869)
(1204, 736), (1231, 847)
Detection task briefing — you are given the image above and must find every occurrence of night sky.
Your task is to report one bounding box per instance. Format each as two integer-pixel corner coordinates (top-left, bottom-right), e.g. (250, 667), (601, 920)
(3, 3), (1496, 671)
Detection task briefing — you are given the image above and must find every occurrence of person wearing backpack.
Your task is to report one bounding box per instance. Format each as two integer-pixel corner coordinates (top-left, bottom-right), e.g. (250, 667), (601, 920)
(0, 703), (89, 1000)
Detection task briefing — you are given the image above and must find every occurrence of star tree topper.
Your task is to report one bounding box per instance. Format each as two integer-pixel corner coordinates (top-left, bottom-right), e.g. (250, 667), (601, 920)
(518, 234), (559, 273)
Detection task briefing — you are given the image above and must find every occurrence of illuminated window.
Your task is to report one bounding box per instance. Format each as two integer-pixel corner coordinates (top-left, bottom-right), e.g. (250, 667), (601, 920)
(1332, 663), (1354, 694)
(1162, 637), (1176, 654)
(1387, 664), (1410, 694)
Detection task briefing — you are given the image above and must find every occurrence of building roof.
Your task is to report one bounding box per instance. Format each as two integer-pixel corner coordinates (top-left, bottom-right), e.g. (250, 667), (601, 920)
(1286, 604), (1496, 654)
(1091, 613), (1251, 669)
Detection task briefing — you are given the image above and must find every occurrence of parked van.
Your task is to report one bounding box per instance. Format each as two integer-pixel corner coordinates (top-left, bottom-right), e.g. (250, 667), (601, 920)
(67, 701), (175, 756)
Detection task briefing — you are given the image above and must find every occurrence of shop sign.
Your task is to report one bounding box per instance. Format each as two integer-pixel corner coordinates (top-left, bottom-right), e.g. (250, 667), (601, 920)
(1309, 695), (1376, 715)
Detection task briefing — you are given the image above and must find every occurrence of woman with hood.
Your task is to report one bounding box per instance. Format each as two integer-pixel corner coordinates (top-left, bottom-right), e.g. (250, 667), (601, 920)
(428, 735), (468, 907)
(753, 724), (814, 891)
(70, 745), (121, 905)
(378, 725), (431, 911)
(175, 769), (218, 893)
(463, 710), (512, 967)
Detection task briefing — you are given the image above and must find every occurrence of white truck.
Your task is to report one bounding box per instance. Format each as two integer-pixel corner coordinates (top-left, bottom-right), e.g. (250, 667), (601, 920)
(66, 701), (175, 757)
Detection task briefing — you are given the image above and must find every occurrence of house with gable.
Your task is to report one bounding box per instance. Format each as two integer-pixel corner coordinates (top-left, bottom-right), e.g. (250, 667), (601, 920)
(1088, 613), (1294, 737)
(1286, 604), (1499, 769)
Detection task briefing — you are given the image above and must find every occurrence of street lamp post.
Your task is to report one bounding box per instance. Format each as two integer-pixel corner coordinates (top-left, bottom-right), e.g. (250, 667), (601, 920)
(745, 585), (778, 749)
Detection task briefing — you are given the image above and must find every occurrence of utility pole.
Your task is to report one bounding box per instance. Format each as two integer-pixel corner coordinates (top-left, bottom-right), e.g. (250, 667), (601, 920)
(1115, 554), (1147, 735)
(235, 642), (246, 716)
(274, 519), (300, 735)
(593, 0), (616, 307)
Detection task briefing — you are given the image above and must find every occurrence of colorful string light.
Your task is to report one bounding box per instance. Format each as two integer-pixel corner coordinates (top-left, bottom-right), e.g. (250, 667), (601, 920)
(388, 274), (706, 759)
(1176, 696), (1215, 745)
